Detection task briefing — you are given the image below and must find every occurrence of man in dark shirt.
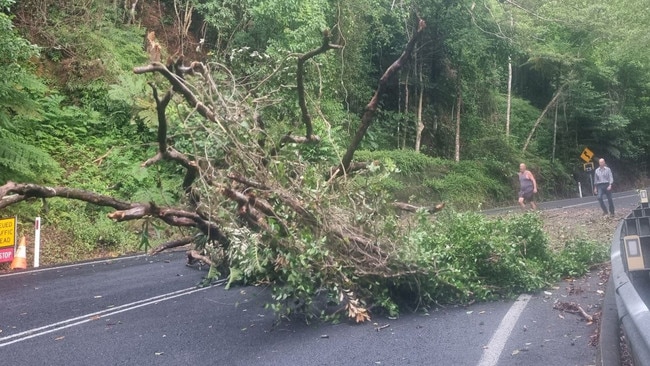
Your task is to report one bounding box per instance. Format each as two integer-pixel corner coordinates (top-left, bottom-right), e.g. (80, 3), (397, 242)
(518, 163), (538, 210)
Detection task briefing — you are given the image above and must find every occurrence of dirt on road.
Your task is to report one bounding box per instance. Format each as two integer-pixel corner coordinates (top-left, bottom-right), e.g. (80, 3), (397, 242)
(540, 206), (630, 252)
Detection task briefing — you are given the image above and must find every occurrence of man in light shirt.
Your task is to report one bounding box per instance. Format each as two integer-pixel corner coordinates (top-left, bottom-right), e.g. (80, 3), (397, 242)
(593, 158), (615, 217)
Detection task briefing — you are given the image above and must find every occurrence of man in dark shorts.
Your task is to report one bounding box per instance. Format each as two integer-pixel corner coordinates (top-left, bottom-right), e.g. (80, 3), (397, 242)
(518, 163), (538, 210)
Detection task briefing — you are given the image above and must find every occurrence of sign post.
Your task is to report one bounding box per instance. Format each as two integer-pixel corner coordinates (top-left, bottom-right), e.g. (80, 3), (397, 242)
(580, 147), (595, 196)
(34, 217), (41, 268)
(0, 217), (16, 263)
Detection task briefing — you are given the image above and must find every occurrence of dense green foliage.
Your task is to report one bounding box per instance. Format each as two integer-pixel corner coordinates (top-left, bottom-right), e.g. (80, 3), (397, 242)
(226, 207), (607, 320)
(0, 0), (632, 318)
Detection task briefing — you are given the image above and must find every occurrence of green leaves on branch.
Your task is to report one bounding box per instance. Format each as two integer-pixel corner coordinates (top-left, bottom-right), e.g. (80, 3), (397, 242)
(223, 179), (605, 319)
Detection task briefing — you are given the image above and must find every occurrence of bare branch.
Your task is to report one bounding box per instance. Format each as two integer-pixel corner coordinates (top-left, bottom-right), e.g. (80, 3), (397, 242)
(280, 132), (321, 144)
(187, 249), (214, 266)
(0, 181), (228, 247)
(334, 19), (427, 178)
(0, 182), (132, 210)
(392, 202), (445, 214)
(227, 172), (318, 226)
(140, 82), (201, 195)
(150, 236), (195, 255)
(134, 62), (217, 122)
(522, 83), (567, 152)
(297, 29), (343, 140)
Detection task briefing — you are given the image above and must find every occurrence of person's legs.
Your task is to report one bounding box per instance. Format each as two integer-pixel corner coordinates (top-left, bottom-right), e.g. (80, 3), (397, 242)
(605, 189), (615, 215)
(520, 191), (535, 210)
(597, 185), (608, 214)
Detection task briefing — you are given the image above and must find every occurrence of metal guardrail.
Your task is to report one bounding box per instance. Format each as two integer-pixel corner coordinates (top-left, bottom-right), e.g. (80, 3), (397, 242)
(611, 212), (650, 366)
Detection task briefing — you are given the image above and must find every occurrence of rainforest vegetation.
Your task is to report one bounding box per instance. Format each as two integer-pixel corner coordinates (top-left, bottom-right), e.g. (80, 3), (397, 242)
(0, 0), (646, 321)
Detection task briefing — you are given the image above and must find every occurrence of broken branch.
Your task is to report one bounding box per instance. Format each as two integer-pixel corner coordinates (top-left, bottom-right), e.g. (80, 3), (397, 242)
(334, 19), (426, 178)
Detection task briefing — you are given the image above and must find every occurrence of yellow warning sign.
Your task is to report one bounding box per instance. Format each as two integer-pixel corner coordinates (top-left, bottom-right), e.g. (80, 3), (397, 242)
(0, 217), (16, 248)
(580, 147), (594, 163)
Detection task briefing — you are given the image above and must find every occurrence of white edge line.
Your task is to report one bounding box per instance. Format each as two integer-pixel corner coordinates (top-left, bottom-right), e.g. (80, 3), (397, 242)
(0, 286), (194, 342)
(476, 293), (532, 366)
(0, 254), (150, 278)
(0, 280), (226, 347)
(546, 193), (636, 211)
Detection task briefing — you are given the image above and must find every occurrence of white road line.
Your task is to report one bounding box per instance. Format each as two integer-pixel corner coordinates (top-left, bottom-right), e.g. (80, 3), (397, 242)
(0, 280), (225, 348)
(477, 294), (532, 366)
(545, 193), (638, 211)
(0, 254), (149, 278)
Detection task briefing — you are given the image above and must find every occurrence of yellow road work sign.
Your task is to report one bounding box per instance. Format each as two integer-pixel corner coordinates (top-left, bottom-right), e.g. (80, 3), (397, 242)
(0, 217), (15, 248)
(0, 217), (16, 263)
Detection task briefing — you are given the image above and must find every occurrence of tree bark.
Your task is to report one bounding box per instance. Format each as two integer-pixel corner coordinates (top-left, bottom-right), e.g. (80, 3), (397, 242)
(454, 63), (462, 163)
(506, 11), (514, 138)
(0, 181), (229, 247)
(552, 101), (558, 162)
(402, 70), (409, 149)
(415, 50), (424, 153)
(506, 55), (512, 138)
(151, 236), (195, 255)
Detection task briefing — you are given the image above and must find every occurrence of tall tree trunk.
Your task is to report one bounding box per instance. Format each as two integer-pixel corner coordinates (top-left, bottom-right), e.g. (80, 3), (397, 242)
(506, 55), (512, 138)
(506, 11), (514, 138)
(454, 64), (462, 162)
(415, 50), (424, 152)
(398, 70), (402, 149)
(415, 78), (424, 152)
(402, 73), (409, 149)
(522, 83), (566, 152)
(552, 102), (558, 162)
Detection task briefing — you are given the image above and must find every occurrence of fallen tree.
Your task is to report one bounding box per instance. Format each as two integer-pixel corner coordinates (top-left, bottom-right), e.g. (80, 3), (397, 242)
(1, 19), (433, 322)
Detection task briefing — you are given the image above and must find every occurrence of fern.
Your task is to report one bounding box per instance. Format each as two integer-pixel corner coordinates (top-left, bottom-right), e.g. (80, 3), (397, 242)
(0, 130), (62, 183)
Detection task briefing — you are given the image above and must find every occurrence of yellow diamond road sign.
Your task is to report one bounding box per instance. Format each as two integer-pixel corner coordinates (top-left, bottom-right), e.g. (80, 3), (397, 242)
(580, 147), (594, 163)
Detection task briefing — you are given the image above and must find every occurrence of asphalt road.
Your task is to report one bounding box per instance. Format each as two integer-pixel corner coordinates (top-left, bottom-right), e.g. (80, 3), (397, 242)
(482, 188), (643, 215)
(0, 190), (644, 365)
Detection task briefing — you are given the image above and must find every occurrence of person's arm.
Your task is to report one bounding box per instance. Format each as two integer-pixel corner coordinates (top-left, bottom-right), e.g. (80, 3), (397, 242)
(527, 171), (537, 192)
(608, 168), (614, 190)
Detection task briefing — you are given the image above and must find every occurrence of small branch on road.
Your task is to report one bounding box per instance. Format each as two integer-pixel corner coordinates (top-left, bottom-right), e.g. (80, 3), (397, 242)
(392, 202), (445, 214)
(553, 301), (594, 323)
(187, 249), (214, 266)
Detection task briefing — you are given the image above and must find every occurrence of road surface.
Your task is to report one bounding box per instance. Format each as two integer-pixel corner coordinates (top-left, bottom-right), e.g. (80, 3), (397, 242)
(0, 190), (643, 365)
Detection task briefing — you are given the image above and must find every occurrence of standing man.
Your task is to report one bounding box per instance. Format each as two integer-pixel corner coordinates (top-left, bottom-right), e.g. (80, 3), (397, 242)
(518, 163), (538, 210)
(594, 158), (615, 217)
